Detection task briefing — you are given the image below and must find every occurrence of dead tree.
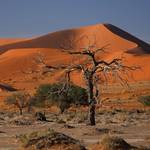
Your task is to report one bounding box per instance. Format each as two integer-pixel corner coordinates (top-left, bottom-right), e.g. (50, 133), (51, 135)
(33, 36), (139, 126)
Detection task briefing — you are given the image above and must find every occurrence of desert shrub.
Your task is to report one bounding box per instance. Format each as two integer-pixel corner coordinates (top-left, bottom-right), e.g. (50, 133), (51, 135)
(34, 83), (88, 113)
(9, 115), (33, 125)
(138, 95), (150, 107)
(76, 112), (88, 123)
(17, 128), (55, 147)
(17, 128), (86, 150)
(66, 84), (88, 105)
(100, 135), (133, 150)
(5, 92), (31, 115)
(35, 112), (47, 121)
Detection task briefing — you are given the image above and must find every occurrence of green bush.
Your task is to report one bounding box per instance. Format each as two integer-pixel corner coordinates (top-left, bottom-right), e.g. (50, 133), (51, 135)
(34, 83), (88, 113)
(138, 95), (150, 107)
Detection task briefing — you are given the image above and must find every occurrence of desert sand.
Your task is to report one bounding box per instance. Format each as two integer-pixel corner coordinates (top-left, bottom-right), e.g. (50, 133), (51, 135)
(0, 23), (150, 104)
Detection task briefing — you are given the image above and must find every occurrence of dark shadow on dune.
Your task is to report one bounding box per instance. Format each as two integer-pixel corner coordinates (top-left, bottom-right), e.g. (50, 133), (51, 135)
(0, 29), (79, 54)
(0, 83), (17, 92)
(125, 47), (148, 56)
(0, 131), (6, 133)
(104, 24), (150, 54)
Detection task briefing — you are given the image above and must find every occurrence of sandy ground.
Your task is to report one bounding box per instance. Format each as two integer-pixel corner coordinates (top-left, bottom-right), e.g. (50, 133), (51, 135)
(0, 81), (150, 150)
(0, 108), (150, 150)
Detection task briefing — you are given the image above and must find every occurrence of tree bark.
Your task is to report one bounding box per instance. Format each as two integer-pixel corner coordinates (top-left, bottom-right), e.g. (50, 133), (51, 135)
(89, 102), (96, 125)
(19, 108), (23, 115)
(86, 74), (96, 125)
(27, 104), (32, 113)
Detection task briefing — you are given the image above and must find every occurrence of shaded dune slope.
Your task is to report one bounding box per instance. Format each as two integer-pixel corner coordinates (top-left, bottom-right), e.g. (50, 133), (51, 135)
(0, 83), (17, 92)
(104, 24), (150, 53)
(1, 23), (150, 54)
(0, 30), (82, 54)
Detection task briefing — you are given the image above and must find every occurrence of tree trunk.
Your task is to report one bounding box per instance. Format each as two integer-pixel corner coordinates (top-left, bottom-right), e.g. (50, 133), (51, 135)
(27, 104), (32, 113)
(19, 108), (23, 115)
(35, 112), (47, 121)
(89, 102), (96, 125)
(86, 75), (96, 125)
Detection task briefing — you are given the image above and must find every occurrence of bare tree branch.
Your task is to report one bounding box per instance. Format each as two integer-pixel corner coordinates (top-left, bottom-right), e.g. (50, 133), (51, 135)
(29, 34), (140, 126)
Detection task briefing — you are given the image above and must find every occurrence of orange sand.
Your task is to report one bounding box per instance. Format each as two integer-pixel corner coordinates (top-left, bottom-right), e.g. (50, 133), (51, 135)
(0, 23), (149, 94)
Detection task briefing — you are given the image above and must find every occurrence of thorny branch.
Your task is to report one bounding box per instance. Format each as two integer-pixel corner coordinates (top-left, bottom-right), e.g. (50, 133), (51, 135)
(32, 42), (140, 94)
(21, 33), (141, 125)
(24, 34), (140, 101)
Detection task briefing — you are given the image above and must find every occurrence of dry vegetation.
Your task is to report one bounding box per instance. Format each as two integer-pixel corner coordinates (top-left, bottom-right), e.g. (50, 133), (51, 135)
(0, 104), (150, 149)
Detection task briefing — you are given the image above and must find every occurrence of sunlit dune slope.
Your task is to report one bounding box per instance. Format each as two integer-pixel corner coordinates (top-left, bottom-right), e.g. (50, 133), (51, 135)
(0, 24), (150, 90)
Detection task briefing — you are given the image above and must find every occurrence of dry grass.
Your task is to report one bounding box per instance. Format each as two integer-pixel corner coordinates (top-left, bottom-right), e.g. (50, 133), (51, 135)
(17, 128), (86, 150)
(100, 135), (135, 150)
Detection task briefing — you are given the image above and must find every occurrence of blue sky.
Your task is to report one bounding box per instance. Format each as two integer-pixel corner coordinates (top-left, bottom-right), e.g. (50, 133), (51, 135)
(0, 0), (149, 43)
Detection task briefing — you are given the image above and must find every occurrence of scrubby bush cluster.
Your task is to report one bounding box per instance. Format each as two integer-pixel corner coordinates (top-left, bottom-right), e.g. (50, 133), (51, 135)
(34, 83), (88, 113)
(100, 135), (134, 150)
(17, 128), (86, 150)
(5, 92), (31, 115)
(5, 83), (88, 114)
(138, 95), (150, 107)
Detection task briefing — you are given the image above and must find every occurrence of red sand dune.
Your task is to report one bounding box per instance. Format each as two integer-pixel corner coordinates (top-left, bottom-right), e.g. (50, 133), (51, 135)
(0, 23), (150, 92)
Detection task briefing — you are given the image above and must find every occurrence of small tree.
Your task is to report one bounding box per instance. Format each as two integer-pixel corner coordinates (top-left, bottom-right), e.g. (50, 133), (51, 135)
(34, 83), (88, 113)
(5, 92), (31, 115)
(138, 95), (150, 107)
